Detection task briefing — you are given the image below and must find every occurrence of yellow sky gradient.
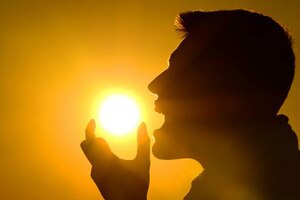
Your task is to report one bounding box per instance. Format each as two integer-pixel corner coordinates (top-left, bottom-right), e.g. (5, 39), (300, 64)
(0, 1), (299, 199)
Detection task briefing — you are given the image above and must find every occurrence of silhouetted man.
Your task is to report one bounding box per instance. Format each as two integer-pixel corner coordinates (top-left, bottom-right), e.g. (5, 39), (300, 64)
(81, 9), (300, 200)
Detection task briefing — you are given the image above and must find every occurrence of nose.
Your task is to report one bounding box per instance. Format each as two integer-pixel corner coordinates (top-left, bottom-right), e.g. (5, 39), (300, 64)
(148, 70), (168, 94)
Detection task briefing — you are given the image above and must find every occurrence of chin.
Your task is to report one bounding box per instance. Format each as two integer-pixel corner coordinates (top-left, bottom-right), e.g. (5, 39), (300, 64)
(152, 126), (189, 160)
(152, 142), (175, 160)
(152, 141), (191, 160)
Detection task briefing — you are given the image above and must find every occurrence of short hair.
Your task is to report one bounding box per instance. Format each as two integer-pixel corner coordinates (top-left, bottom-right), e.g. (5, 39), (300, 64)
(175, 10), (295, 115)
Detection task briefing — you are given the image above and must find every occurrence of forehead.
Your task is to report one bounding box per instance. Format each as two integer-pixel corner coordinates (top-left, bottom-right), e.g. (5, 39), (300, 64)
(168, 34), (212, 70)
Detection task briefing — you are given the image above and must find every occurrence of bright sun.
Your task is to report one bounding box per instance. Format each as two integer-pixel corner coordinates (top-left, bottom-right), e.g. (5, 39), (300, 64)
(98, 94), (141, 136)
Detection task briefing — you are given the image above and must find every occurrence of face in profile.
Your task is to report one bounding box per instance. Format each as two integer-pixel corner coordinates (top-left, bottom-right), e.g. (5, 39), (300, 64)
(148, 34), (226, 160)
(148, 19), (262, 160)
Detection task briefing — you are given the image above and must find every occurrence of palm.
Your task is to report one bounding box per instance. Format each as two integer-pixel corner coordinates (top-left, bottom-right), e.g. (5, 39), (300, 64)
(81, 120), (150, 200)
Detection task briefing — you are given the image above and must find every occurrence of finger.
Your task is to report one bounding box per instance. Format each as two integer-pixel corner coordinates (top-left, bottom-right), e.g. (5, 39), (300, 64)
(85, 119), (96, 141)
(136, 122), (150, 165)
(81, 137), (116, 166)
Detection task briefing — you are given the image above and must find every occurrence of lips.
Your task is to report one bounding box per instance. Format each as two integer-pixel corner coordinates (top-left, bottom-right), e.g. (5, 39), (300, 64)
(153, 129), (160, 138)
(153, 121), (167, 140)
(153, 98), (166, 137)
(154, 99), (163, 114)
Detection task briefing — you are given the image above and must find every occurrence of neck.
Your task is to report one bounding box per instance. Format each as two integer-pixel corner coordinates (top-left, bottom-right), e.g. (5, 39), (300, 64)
(191, 117), (277, 177)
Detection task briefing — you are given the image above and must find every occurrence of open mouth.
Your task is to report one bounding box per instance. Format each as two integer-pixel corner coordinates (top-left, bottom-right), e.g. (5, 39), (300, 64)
(154, 99), (163, 114)
(153, 99), (167, 137)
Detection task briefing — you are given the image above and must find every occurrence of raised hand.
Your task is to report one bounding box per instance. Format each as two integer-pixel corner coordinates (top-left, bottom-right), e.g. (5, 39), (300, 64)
(81, 120), (150, 200)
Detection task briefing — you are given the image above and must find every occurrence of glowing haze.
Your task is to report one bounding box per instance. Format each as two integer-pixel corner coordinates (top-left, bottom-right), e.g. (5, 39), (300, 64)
(98, 94), (141, 135)
(0, 1), (299, 200)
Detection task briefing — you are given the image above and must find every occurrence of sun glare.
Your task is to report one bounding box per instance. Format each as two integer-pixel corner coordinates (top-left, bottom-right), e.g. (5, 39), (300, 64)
(98, 94), (141, 136)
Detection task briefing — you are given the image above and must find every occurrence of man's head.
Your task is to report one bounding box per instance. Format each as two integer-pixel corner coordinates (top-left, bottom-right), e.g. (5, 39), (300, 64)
(148, 10), (295, 160)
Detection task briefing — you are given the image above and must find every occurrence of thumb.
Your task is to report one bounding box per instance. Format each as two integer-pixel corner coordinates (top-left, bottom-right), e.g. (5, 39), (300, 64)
(136, 122), (150, 164)
(80, 119), (96, 158)
(85, 119), (96, 141)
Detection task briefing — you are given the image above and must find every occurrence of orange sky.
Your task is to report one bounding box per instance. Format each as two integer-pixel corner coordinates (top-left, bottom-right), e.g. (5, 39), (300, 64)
(0, 1), (299, 199)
